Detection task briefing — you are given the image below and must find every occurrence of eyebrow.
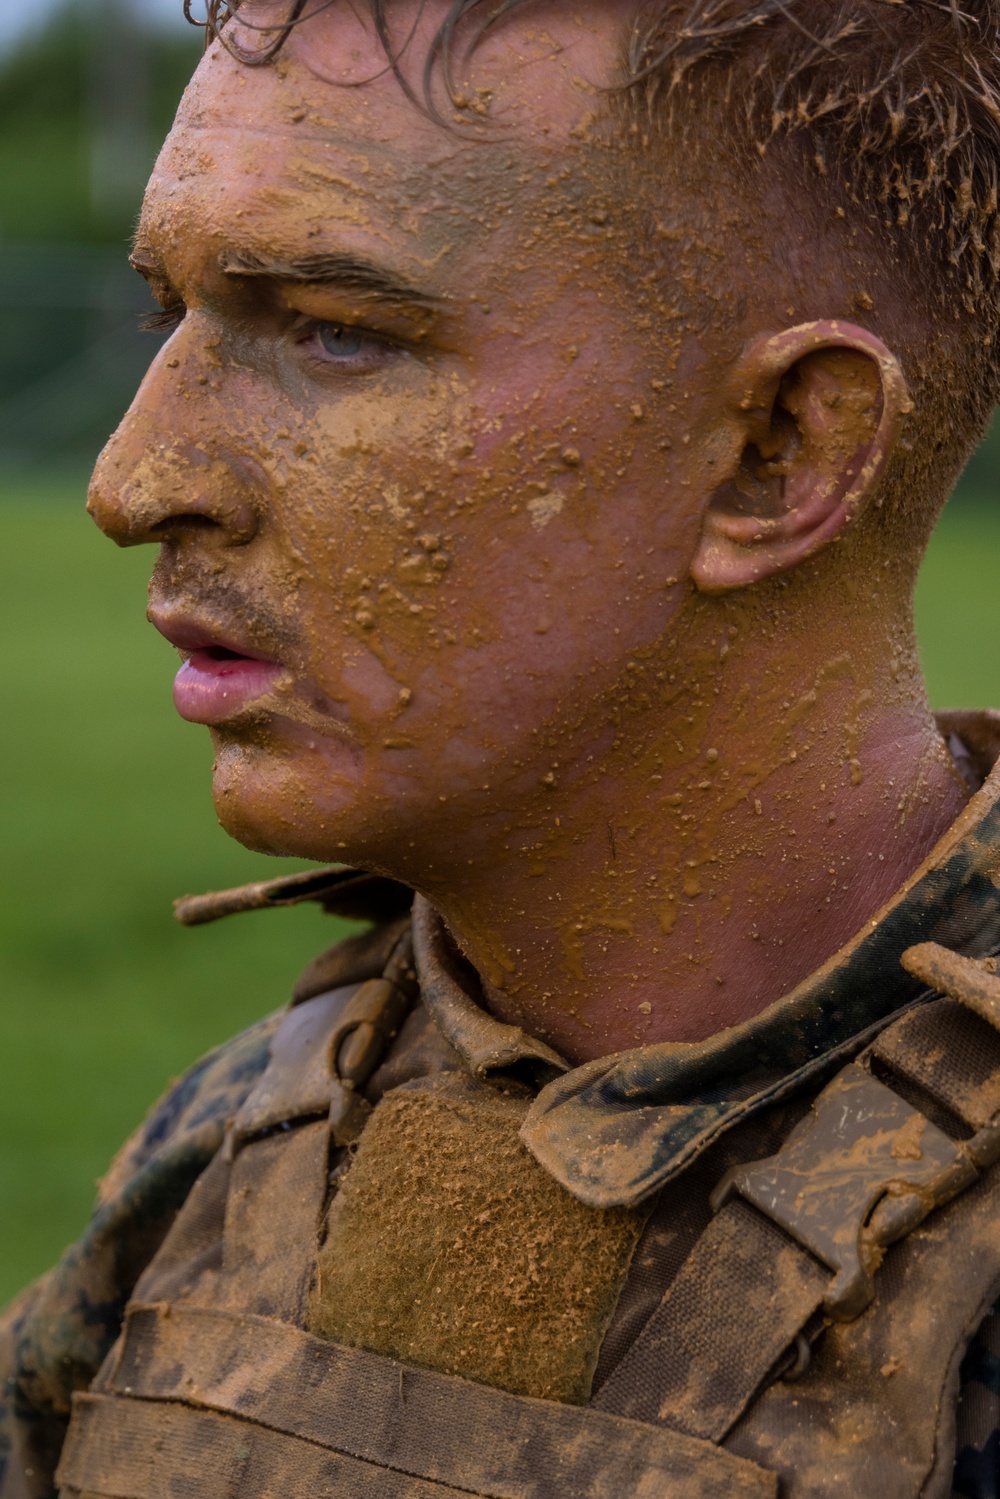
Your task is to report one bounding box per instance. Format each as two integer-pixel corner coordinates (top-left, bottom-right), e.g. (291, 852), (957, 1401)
(217, 248), (443, 311)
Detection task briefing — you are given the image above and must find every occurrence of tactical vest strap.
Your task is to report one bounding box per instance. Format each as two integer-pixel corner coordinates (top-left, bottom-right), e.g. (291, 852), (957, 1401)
(57, 1303), (777, 1499)
(228, 926), (417, 1150)
(714, 1062), (979, 1319)
(216, 1119), (330, 1322)
(60, 1393), (475, 1498)
(596, 948), (1000, 1450)
(592, 1196), (827, 1439)
(198, 928), (419, 1323)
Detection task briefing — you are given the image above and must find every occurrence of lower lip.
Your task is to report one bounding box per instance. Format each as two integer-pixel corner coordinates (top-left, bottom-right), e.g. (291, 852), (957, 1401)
(173, 650), (283, 724)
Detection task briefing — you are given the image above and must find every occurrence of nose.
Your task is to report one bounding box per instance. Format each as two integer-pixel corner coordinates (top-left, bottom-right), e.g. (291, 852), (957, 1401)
(87, 341), (261, 547)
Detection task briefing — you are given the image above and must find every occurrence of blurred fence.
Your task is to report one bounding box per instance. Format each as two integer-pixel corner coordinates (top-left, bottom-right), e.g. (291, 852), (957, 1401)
(0, 240), (157, 472)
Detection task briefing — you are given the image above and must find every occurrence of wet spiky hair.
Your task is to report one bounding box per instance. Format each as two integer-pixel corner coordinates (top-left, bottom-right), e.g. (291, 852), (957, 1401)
(188, 1), (1000, 312)
(628, 2), (1000, 315)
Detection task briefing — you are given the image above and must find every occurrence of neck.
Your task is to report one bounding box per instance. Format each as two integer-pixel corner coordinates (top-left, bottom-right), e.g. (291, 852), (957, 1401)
(410, 579), (968, 1065)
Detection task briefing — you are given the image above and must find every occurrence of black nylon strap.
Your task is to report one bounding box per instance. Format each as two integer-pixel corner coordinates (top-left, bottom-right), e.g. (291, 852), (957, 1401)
(592, 1197), (827, 1440)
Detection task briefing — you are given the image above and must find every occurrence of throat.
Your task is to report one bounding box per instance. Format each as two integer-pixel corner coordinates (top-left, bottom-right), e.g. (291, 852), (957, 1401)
(436, 711), (970, 1066)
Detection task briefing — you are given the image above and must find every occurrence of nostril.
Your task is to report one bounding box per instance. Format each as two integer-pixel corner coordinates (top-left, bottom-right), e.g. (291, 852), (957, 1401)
(149, 499), (259, 546)
(150, 514), (221, 536)
(86, 439), (261, 547)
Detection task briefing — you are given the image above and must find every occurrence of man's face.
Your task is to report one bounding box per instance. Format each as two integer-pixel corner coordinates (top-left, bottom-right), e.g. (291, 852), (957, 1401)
(89, 1), (717, 878)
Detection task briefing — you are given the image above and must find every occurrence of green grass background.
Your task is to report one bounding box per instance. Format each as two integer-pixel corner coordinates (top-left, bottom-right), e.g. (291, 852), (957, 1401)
(0, 476), (349, 1304)
(1, 471), (999, 1305)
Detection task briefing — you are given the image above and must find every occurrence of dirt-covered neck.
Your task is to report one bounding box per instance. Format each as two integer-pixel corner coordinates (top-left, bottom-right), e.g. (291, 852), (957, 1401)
(417, 552), (967, 1064)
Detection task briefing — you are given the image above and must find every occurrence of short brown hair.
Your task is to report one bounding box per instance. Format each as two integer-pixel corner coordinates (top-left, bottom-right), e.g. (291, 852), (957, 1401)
(632, 5), (1000, 310)
(624, 3), (1000, 527)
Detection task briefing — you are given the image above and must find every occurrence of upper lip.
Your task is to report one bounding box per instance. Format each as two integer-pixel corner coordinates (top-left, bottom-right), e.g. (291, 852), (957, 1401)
(148, 607), (279, 665)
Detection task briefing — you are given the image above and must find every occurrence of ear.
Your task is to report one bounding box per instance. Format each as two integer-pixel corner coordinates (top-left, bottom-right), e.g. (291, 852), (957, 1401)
(690, 321), (911, 594)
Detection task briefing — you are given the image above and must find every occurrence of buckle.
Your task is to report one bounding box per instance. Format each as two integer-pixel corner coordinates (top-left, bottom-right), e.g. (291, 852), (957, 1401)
(327, 976), (414, 1146)
(712, 1063), (978, 1320)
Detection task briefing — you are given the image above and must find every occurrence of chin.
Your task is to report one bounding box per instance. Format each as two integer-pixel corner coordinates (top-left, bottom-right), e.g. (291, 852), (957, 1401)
(208, 736), (400, 867)
(212, 787), (310, 858)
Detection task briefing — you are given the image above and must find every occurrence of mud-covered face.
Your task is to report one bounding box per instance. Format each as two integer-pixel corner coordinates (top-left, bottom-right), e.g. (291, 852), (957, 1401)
(88, 0), (716, 878)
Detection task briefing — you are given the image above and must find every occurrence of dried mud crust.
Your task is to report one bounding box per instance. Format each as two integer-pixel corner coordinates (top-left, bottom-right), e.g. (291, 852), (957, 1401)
(309, 1073), (644, 1403)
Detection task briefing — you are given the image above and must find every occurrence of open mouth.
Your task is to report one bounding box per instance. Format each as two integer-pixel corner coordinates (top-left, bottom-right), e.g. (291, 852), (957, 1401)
(147, 606), (289, 726)
(196, 644), (259, 666)
(173, 645), (284, 724)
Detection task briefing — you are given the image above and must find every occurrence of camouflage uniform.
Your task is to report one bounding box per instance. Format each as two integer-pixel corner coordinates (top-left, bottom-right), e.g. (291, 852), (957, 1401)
(4, 708), (1000, 1498)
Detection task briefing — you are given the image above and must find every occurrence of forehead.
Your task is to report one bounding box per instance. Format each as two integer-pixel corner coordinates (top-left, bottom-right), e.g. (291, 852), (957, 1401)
(138, 1), (627, 285)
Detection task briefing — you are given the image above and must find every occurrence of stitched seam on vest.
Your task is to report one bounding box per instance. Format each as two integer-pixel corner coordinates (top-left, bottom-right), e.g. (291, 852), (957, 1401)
(62, 1392), (492, 1498)
(90, 1302), (776, 1497)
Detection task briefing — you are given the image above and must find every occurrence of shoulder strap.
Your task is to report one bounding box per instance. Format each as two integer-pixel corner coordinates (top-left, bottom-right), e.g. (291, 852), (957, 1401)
(216, 926), (418, 1324)
(595, 942), (1000, 1455)
(127, 926), (418, 1331)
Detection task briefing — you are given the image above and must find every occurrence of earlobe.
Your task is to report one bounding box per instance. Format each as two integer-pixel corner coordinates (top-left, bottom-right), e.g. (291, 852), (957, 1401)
(690, 321), (911, 595)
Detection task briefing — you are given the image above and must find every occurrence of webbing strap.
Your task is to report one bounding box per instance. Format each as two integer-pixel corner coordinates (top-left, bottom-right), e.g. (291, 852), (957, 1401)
(872, 994), (1000, 1129)
(59, 1393), (470, 1498)
(596, 976), (1000, 1445)
(216, 1119), (330, 1322)
(592, 1197), (827, 1439)
(67, 1301), (777, 1499)
(228, 986), (355, 1143)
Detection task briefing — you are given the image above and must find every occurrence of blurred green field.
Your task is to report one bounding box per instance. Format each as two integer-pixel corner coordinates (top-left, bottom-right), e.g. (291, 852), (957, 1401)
(0, 478), (351, 1304)
(1, 474), (999, 1306)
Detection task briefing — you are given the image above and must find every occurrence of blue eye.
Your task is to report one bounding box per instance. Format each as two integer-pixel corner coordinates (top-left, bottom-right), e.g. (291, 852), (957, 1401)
(317, 323), (365, 358)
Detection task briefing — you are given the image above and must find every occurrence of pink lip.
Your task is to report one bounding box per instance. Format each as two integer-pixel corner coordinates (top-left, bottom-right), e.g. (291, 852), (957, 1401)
(173, 648), (283, 724)
(150, 612), (284, 725)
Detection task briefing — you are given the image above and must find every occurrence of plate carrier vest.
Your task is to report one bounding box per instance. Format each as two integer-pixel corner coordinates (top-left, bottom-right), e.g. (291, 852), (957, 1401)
(54, 916), (1000, 1499)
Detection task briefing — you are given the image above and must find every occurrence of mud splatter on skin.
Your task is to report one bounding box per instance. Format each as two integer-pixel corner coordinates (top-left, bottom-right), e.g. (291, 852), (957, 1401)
(90, 0), (967, 1063)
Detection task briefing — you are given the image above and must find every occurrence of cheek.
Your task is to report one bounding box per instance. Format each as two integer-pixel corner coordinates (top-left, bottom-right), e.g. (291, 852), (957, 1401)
(270, 369), (585, 681)
(249, 312), (701, 759)
(254, 378), (486, 726)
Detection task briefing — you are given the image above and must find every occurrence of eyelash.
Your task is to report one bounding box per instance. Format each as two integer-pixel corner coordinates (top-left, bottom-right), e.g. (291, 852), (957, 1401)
(140, 304), (404, 375)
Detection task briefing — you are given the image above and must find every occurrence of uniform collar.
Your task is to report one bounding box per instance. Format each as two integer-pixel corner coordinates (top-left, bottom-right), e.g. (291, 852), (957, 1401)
(413, 710), (1000, 1208)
